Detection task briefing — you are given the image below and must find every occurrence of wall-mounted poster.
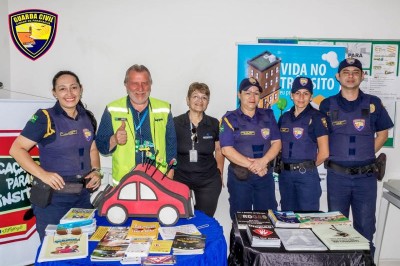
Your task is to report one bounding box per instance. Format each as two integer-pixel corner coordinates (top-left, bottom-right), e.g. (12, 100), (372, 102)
(237, 43), (346, 119)
(257, 38), (399, 147)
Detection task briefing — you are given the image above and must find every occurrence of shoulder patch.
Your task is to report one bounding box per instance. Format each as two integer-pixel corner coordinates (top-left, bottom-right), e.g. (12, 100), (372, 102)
(30, 114), (38, 123)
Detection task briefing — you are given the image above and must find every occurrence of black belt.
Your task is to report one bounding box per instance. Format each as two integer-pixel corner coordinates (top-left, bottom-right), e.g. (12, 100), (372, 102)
(326, 161), (377, 175)
(283, 161), (316, 172)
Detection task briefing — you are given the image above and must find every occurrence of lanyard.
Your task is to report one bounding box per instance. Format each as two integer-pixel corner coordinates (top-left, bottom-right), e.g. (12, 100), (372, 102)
(134, 108), (149, 132)
(190, 122), (196, 150)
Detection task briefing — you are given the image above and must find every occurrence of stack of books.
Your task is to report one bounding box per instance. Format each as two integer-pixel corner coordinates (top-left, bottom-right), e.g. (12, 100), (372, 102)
(312, 224), (370, 250)
(246, 224), (281, 248)
(235, 211), (271, 230)
(56, 208), (96, 235)
(172, 232), (206, 255)
(268, 210), (301, 228)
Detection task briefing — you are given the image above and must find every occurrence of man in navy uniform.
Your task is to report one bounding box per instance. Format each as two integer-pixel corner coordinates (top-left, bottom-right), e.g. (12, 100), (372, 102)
(319, 58), (393, 256)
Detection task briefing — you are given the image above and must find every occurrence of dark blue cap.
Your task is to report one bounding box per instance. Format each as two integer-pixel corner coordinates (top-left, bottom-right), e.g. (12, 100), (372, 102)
(291, 76), (313, 94)
(338, 58), (363, 73)
(239, 77), (262, 92)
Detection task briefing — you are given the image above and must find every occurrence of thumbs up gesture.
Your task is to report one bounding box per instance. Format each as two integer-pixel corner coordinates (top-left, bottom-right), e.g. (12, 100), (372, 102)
(115, 121), (127, 145)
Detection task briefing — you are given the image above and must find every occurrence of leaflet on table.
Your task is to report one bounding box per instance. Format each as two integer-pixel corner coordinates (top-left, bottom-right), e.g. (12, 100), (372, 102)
(149, 240), (173, 254)
(37, 233), (88, 262)
(127, 220), (160, 240)
(275, 228), (327, 251)
(124, 239), (151, 257)
(158, 224), (201, 240)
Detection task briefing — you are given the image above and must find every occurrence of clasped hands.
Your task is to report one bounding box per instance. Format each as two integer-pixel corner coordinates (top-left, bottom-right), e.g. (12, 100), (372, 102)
(247, 157), (268, 177)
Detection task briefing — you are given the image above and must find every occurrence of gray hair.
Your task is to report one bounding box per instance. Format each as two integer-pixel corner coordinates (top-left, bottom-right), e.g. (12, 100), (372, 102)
(123, 64), (152, 85)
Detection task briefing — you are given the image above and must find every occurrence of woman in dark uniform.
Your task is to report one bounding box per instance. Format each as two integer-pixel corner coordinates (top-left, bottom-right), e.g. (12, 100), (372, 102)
(219, 77), (281, 219)
(9, 71), (102, 241)
(278, 76), (329, 211)
(174, 82), (224, 217)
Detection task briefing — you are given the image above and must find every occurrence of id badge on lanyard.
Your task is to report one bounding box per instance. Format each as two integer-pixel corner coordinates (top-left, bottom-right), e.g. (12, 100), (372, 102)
(190, 122), (198, 162)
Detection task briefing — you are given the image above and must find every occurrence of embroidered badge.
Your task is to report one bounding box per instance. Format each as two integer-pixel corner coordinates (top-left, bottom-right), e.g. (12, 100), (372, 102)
(293, 127), (304, 139)
(261, 128), (270, 139)
(83, 128), (92, 141)
(9, 9), (58, 60)
(353, 119), (365, 131)
(30, 114), (38, 123)
(300, 77), (308, 86)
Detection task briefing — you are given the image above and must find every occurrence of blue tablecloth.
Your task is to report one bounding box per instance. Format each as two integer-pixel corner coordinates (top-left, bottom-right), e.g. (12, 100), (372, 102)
(35, 210), (227, 266)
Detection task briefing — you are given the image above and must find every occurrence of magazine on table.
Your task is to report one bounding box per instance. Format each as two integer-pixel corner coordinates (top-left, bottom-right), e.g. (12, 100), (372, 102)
(90, 226), (130, 261)
(268, 210), (301, 228)
(275, 228), (327, 251)
(235, 211), (271, 230)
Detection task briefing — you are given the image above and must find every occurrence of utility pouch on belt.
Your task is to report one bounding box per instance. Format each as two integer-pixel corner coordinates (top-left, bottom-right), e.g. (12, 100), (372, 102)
(29, 177), (53, 208)
(231, 163), (250, 180)
(376, 153), (387, 181)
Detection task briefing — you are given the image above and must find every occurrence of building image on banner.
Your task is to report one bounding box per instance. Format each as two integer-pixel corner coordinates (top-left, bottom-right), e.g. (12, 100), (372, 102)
(247, 51), (282, 109)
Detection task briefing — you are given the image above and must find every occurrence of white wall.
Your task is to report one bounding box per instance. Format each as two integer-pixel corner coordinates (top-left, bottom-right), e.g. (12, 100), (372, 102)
(0, 0), (10, 98)
(3, 0), (400, 262)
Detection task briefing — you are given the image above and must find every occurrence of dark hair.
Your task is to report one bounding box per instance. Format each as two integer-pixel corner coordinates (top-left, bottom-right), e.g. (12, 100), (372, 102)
(187, 82), (210, 99)
(52, 70), (97, 133)
(123, 64), (152, 85)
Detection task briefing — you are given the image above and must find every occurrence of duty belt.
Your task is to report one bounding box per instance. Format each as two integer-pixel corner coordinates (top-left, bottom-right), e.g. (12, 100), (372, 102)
(283, 161), (316, 173)
(326, 160), (378, 175)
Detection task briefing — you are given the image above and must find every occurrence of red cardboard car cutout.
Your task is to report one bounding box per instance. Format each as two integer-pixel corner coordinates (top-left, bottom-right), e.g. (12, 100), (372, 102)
(96, 163), (195, 226)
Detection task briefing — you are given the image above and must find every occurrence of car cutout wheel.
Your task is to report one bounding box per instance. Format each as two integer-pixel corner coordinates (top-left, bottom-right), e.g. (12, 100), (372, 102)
(158, 205), (179, 226)
(106, 205), (127, 225)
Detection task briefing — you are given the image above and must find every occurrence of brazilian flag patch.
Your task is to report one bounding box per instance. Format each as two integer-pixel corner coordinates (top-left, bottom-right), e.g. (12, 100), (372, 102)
(30, 114), (38, 123)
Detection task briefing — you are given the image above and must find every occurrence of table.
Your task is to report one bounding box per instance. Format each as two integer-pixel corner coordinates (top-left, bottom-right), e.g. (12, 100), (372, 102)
(374, 179), (400, 265)
(228, 223), (373, 266)
(35, 210), (227, 266)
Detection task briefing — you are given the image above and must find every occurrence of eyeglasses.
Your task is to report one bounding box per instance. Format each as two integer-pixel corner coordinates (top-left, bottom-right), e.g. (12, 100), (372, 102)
(191, 127), (198, 143)
(191, 95), (209, 102)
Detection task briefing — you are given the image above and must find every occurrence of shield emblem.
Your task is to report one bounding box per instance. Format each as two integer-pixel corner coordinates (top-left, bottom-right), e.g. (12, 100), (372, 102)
(83, 129), (93, 141)
(293, 127), (304, 139)
(353, 119), (365, 131)
(9, 9), (58, 60)
(261, 128), (270, 139)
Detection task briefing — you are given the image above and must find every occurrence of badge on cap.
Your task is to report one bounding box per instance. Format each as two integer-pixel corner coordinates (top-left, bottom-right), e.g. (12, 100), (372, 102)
(299, 78), (309, 86)
(249, 77), (257, 85)
(346, 58), (356, 65)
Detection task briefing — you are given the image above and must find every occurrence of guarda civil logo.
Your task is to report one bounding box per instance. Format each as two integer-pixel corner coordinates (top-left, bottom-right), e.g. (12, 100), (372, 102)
(9, 9), (58, 60)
